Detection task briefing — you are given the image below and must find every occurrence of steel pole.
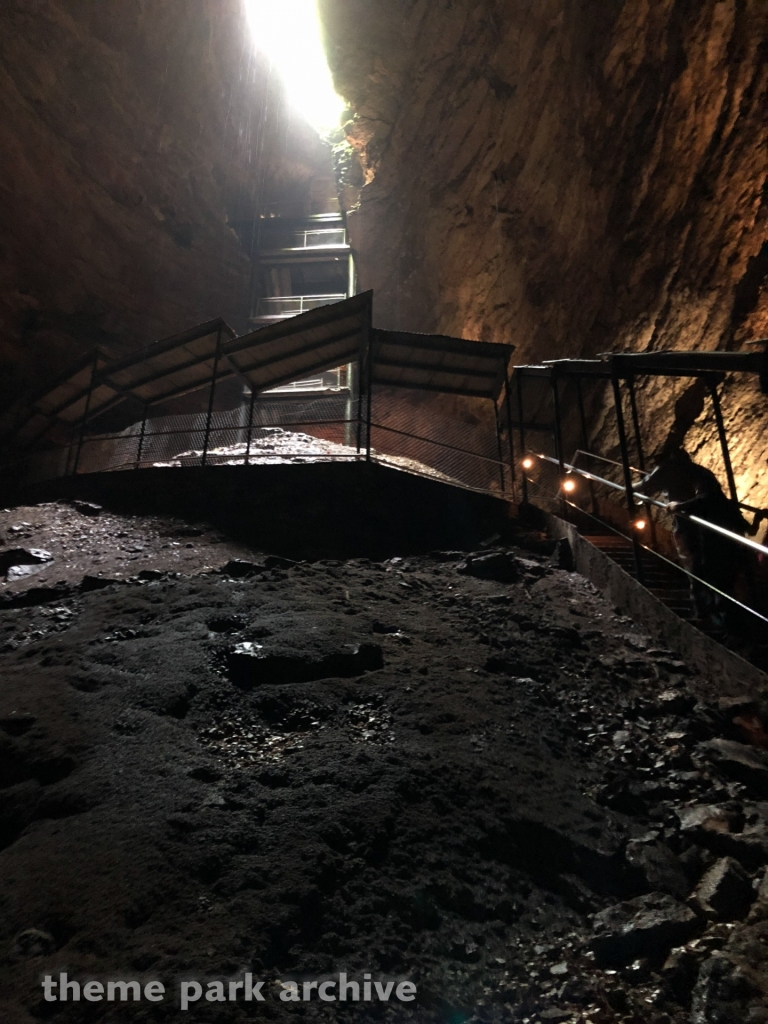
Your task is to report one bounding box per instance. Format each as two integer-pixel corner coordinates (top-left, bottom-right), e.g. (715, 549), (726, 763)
(503, 371), (517, 504)
(365, 314), (373, 461)
(135, 404), (148, 469)
(575, 376), (597, 513)
(516, 372), (529, 504)
(201, 327), (222, 467)
(611, 371), (645, 583)
(551, 372), (567, 516)
(494, 402), (506, 495)
(244, 387), (256, 465)
(706, 376), (738, 503)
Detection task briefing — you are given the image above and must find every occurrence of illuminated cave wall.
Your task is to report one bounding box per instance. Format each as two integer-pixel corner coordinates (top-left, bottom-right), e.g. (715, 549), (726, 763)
(322, 0), (768, 510)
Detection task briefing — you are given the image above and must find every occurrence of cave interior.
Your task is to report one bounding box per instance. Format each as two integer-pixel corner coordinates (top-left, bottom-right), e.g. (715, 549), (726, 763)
(1, 2), (768, 1023)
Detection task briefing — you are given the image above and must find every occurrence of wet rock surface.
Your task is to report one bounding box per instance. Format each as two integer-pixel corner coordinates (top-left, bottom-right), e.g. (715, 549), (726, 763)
(0, 504), (768, 1021)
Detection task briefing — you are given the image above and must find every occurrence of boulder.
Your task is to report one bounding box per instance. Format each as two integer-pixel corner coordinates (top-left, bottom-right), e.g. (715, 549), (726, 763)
(625, 838), (689, 898)
(693, 857), (754, 921)
(592, 892), (700, 966)
(698, 739), (768, 797)
(456, 551), (519, 583)
(227, 641), (384, 688)
(0, 548), (53, 577)
(70, 500), (102, 516)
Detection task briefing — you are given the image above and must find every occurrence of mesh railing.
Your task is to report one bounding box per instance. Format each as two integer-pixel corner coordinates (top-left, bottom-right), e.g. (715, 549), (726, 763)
(12, 387), (514, 501)
(367, 388), (512, 497)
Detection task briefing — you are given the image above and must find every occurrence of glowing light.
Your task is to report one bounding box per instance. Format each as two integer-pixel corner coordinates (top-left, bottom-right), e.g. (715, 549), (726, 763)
(562, 477), (577, 494)
(244, 0), (345, 136)
(522, 457), (534, 470)
(634, 518), (648, 531)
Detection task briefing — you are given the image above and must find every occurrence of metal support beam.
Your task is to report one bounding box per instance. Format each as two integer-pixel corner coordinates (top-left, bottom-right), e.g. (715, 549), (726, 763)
(516, 372), (529, 504)
(626, 375), (646, 472)
(551, 372), (567, 516)
(503, 371), (517, 504)
(611, 372), (645, 583)
(365, 304), (373, 461)
(575, 377), (597, 513)
(201, 327), (222, 467)
(494, 402), (506, 495)
(706, 376), (738, 503)
(135, 405), (148, 469)
(244, 388), (256, 466)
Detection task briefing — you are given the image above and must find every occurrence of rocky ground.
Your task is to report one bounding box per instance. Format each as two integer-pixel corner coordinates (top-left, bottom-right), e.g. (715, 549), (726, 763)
(1, 500), (768, 1022)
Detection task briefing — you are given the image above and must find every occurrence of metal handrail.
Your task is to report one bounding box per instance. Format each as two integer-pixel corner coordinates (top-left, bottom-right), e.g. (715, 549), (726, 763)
(558, 495), (768, 628)
(572, 448), (766, 518)
(572, 449), (644, 476)
(371, 422), (507, 468)
(530, 453), (767, 557)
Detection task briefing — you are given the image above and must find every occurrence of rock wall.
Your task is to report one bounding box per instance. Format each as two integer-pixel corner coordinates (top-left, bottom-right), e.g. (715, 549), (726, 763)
(322, 0), (768, 509)
(0, 0), (328, 409)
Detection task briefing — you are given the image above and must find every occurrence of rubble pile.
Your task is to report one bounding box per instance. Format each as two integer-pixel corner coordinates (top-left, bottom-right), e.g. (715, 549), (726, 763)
(0, 503), (767, 1022)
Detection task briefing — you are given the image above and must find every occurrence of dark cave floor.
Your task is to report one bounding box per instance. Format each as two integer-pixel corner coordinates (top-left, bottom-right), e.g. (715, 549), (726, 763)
(0, 501), (767, 1022)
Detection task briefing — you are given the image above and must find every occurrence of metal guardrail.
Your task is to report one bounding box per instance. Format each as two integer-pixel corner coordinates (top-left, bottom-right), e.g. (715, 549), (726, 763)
(253, 294), (347, 319)
(525, 452), (768, 628)
(288, 228), (347, 249)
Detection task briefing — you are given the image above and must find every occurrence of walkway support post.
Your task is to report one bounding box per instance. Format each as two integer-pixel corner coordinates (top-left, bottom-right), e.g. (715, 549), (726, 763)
(626, 373), (657, 546)
(503, 369), (517, 503)
(575, 376), (597, 513)
(494, 402), (506, 495)
(365, 307), (373, 461)
(135, 404), (148, 469)
(202, 326), (222, 467)
(706, 375), (738, 503)
(551, 369), (567, 516)
(626, 374), (646, 473)
(516, 371), (529, 504)
(73, 349), (99, 475)
(244, 387), (256, 466)
(611, 369), (645, 584)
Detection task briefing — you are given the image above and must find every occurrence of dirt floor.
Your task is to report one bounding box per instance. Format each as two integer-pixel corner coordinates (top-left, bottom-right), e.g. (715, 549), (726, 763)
(1, 499), (768, 1023)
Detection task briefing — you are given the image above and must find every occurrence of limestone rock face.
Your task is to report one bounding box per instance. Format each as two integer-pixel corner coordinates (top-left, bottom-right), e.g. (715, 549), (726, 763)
(0, 0), (327, 405)
(322, 0), (768, 507)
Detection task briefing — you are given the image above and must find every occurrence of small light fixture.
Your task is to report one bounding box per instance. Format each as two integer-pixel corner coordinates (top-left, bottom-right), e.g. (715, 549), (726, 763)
(522, 457), (534, 470)
(633, 518), (648, 531)
(562, 476), (577, 494)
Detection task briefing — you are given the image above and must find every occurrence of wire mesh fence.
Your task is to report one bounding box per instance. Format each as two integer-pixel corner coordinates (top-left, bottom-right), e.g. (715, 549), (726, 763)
(12, 383), (514, 499)
(368, 386), (511, 495)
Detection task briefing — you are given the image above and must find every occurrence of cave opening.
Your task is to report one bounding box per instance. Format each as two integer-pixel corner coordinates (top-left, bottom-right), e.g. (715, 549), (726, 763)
(243, 0), (344, 137)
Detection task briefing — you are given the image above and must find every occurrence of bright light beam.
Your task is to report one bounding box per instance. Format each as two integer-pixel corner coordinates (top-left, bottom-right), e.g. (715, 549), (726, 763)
(244, 0), (345, 137)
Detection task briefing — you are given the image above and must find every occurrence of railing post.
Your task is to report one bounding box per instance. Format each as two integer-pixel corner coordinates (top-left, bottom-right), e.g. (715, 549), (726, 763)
(551, 369), (567, 516)
(516, 371), (529, 504)
(365, 314), (373, 462)
(626, 372), (657, 546)
(503, 369), (517, 503)
(706, 375), (738, 503)
(202, 326), (222, 467)
(135, 404), (148, 469)
(244, 387), (256, 465)
(73, 349), (99, 475)
(576, 376), (597, 513)
(626, 374), (646, 472)
(494, 402), (506, 495)
(611, 368), (645, 584)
